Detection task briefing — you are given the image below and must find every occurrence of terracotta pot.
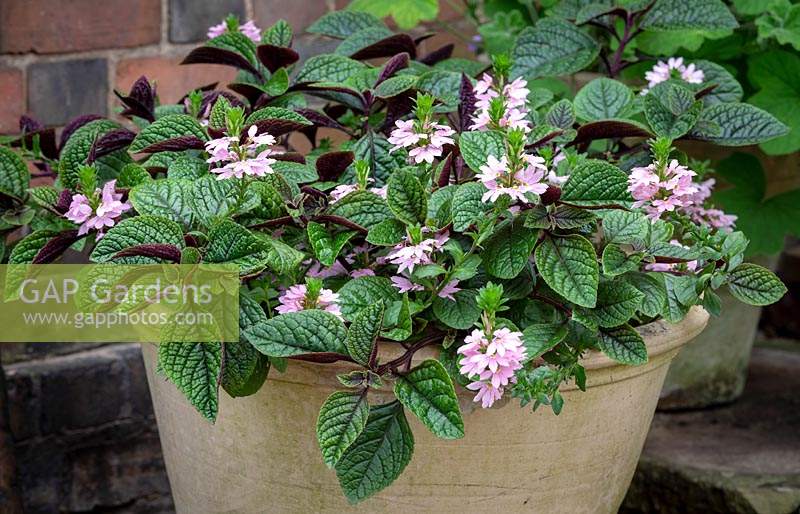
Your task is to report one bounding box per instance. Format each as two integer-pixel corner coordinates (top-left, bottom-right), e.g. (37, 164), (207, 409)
(142, 307), (708, 514)
(658, 256), (778, 410)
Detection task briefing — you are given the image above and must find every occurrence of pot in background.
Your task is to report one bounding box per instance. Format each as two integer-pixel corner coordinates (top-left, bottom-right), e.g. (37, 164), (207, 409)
(142, 307), (708, 514)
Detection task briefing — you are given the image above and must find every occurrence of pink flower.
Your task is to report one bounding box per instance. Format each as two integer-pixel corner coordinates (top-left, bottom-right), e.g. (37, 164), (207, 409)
(329, 184), (359, 203)
(350, 268), (375, 278)
(437, 280), (461, 301)
(275, 284), (342, 318)
(386, 233), (449, 274)
(681, 62), (704, 84)
(457, 327), (527, 408)
(390, 276), (424, 293)
(207, 126), (277, 180)
(470, 74), (531, 132)
(642, 57), (704, 94)
(207, 19), (261, 43)
(388, 119), (454, 165)
(477, 154), (548, 204)
(307, 260), (348, 279)
(65, 181), (131, 240)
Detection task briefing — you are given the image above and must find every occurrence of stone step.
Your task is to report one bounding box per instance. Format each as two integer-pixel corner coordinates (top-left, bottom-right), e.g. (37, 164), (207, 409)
(622, 346), (800, 514)
(3, 344), (173, 514)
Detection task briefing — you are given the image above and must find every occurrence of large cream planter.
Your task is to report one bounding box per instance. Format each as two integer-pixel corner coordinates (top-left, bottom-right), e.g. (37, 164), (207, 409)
(142, 306), (709, 514)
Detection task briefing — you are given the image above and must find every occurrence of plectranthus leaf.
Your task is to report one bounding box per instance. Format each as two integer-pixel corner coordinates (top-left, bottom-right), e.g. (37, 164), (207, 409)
(602, 244), (643, 277)
(306, 221), (356, 267)
(512, 18), (599, 79)
(328, 190), (393, 229)
(0, 146), (29, 199)
(338, 276), (400, 321)
(59, 119), (131, 190)
(689, 103), (789, 146)
(244, 310), (349, 357)
(344, 303), (384, 366)
(386, 169), (427, 225)
(451, 182), (490, 232)
(432, 289), (481, 329)
(158, 342), (221, 422)
(727, 263), (787, 306)
(482, 218), (539, 279)
(307, 10), (386, 39)
(458, 130), (505, 172)
(366, 218), (406, 246)
(574, 78), (633, 121)
(573, 280), (645, 329)
(600, 210), (650, 245)
(644, 81), (703, 139)
(628, 272), (668, 318)
(90, 216), (185, 263)
(317, 390), (370, 468)
(129, 179), (194, 226)
(521, 322), (568, 361)
(334, 401), (414, 503)
(128, 114), (207, 153)
(597, 325), (648, 365)
(534, 234), (599, 308)
(295, 54), (368, 83)
(205, 220), (272, 276)
(560, 160), (632, 207)
(394, 359), (464, 439)
(641, 0), (738, 31)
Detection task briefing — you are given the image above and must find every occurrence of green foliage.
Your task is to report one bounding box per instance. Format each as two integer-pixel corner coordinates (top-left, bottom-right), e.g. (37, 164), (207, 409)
(317, 391), (370, 468)
(512, 18), (599, 79)
(727, 263), (787, 306)
(344, 303), (384, 365)
(128, 114), (207, 153)
(245, 310), (349, 357)
(574, 78), (634, 121)
(158, 342), (221, 421)
(347, 0), (438, 29)
(394, 359), (464, 439)
(535, 234), (599, 308)
(747, 50), (800, 155)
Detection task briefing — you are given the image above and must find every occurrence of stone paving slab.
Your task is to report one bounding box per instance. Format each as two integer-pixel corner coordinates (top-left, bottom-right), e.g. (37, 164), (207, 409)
(622, 346), (800, 514)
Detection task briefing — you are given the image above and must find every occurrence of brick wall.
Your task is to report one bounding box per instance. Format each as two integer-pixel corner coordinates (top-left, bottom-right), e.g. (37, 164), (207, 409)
(0, 0), (472, 134)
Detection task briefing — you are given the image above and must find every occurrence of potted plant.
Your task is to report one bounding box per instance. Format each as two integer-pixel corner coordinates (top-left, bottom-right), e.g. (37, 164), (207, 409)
(1, 9), (788, 513)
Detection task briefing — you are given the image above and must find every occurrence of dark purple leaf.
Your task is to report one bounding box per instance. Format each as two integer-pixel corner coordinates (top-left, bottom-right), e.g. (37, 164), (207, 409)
(288, 352), (355, 364)
(19, 115), (43, 133)
(182, 46), (263, 79)
(375, 53), (410, 86)
(458, 73), (476, 132)
(316, 151), (355, 182)
(414, 33), (435, 45)
(114, 91), (155, 122)
(59, 115), (103, 150)
(257, 44), (300, 73)
(541, 186), (561, 206)
(32, 230), (82, 264)
(380, 91), (416, 133)
(228, 83), (266, 106)
(418, 44), (454, 66)
(526, 130), (565, 150)
(294, 109), (348, 132)
(251, 119), (308, 137)
(55, 190), (72, 214)
(695, 84), (717, 100)
(274, 152), (306, 164)
(437, 151), (455, 188)
(570, 120), (653, 146)
(177, 82), (220, 106)
(12, 125), (58, 159)
(351, 34), (417, 60)
(200, 90), (245, 114)
(114, 243), (182, 263)
(129, 76), (156, 112)
(136, 136), (206, 154)
(88, 129), (136, 162)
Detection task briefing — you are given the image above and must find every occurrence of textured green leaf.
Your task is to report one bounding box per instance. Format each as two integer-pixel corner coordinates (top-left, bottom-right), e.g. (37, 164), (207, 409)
(727, 263), (787, 306)
(521, 322), (568, 360)
(458, 130), (505, 172)
(432, 289), (481, 330)
(645, 82), (703, 138)
(512, 18), (599, 79)
(28, 186), (59, 209)
(551, 205), (596, 229)
(206, 220), (271, 275)
(641, 0), (738, 31)
(597, 325), (647, 365)
(662, 274), (696, 322)
(601, 210), (649, 244)
(0, 147), (29, 198)
(602, 244), (643, 277)
(9, 230), (60, 264)
(59, 119), (130, 189)
(129, 114), (207, 153)
(415, 70), (463, 109)
(336, 26), (394, 56)
(628, 272), (668, 318)
(296, 55), (368, 83)
(386, 169), (427, 225)
(382, 293), (412, 341)
(221, 341), (269, 398)
(90, 216), (185, 263)
(451, 182), (490, 232)
(207, 32), (258, 65)
(344, 303), (384, 365)
(245, 107), (312, 128)
(375, 75), (418, 99)
(259, 237), (306, 275)
(690, 103), (789, 146)
(574, 280), (644, 328)
(158, 342), (221, 421)
(328, 190), (393, 229)
(334, 401), (414, 503)
(345, 135), (407, 186)
(167, 156), (208, 181)
(338, 276), (400, 321)
(307, 10), (386, 38)
(189, 176), (257, 226)
(245, 310), (348, 357)
(482, 218), (539, 279)
(129, 179), (193, 225)
(263, 19), (294, 46)
(535, 234), (599, 308)
(546, 99), (576, 129)
(756, 1), (800, 54)
(394, 359), (464, 439)
(349, 0), (438, 29)
(694, 60), (742, 105)
(427, 185), (456, 228)
(307, 221), (356, 267)
(317, 391), (370, 468)
(366, 218), (406, 246)
(561, 160), (632, 206)
(574, 78), (633, 121)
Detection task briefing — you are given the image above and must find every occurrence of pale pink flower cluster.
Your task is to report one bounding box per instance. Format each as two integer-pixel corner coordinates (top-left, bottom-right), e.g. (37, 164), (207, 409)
(307, 245), (376, 279)
(329, 181), (388, 204)
(470, 74), (530, 132)
(275, 284), (342, 319)
(65, 180), (131, 240)
(457, 327), (527, 408)
(207, 20), (261, 42)
(628, 160), (735, 228)
(386, 232), (449, 274)
(477, 154), (549, 204)
(388, 119), (455, 164)
(646, 240), (698, 272)
(205, 125), (277, 180)
(642, 57), (704, 95)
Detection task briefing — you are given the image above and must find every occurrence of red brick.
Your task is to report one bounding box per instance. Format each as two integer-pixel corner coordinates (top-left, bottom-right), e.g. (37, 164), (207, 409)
(115, 56), (238, 107)
(0, 67), (24, 134)
(0, 0), (161, 54)
(253, 0), (332, 33)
